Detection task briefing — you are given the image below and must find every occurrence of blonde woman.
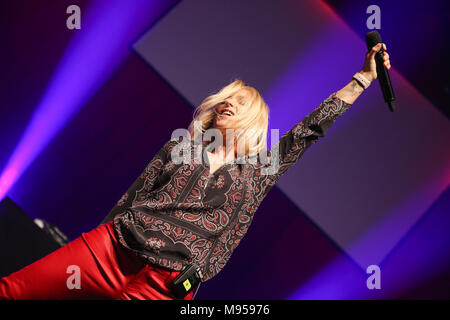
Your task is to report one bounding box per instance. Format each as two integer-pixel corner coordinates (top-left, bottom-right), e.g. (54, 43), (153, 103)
(0, 43), (391, 300)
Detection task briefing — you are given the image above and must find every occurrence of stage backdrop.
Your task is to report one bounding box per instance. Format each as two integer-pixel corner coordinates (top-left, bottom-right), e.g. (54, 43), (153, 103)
(1, 0), (449, 299)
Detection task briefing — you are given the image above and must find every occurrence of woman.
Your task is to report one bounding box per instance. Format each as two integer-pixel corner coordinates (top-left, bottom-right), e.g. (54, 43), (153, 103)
(0, 43), (391, 300)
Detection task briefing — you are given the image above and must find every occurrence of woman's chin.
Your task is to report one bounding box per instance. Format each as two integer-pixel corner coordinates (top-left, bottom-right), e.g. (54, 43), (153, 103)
(213, 119), (229, 129)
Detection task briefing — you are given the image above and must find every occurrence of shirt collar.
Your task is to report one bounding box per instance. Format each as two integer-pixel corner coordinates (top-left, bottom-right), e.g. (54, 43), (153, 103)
(193, 140), (249, 166)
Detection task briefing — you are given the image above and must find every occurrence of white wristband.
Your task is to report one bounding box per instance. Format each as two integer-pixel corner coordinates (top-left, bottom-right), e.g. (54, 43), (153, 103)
(352, 72), (371, 90)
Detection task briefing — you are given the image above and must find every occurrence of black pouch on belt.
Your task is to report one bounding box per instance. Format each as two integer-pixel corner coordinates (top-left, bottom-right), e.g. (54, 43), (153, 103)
(170, 264), (202, 299)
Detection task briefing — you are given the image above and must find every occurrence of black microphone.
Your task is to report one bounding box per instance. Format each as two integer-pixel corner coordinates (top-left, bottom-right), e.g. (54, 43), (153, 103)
(366, 31), (396, 112)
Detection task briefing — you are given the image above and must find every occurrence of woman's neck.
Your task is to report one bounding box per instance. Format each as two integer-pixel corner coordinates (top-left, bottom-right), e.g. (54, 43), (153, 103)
(209, 142), (237, 162)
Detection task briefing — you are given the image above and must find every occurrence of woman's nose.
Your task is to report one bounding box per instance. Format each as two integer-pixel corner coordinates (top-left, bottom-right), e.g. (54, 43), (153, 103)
(226, 100), (236, 110)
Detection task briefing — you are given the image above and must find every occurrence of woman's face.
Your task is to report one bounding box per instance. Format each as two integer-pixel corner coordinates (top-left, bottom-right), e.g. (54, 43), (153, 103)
(213, 88), (251, 129)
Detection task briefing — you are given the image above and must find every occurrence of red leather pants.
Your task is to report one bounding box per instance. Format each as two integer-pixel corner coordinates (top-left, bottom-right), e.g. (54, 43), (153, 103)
(0, 221), (194, 300)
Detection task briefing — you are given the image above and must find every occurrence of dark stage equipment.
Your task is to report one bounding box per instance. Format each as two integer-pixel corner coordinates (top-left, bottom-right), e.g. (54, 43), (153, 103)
(0, 197), (67, 278)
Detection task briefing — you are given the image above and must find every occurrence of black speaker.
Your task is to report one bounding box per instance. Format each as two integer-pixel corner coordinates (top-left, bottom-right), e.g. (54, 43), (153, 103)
(0, 197), (64, 278)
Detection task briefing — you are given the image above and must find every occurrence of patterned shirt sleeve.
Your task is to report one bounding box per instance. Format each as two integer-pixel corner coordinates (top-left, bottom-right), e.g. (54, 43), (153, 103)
(256, 92), (352, 199)
(100, 140), (171, 224)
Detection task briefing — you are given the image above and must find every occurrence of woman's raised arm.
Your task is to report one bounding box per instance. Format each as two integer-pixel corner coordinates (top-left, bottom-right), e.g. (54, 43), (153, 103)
(254, 42), (391, 199)
(336, 42), (391, 104)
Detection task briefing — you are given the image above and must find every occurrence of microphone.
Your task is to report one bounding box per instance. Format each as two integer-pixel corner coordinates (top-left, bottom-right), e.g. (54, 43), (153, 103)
(365, 31), (396, 112)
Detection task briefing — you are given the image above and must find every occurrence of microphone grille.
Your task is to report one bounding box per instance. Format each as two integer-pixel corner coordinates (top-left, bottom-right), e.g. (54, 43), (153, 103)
(366, 31), (382, 50)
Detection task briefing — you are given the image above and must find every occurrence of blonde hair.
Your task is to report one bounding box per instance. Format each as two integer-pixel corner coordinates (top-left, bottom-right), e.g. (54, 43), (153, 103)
(188, 79), (269, 157)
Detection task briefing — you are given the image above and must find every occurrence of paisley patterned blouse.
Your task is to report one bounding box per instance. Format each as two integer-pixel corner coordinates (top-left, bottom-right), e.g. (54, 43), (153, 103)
(101, 92), (352, 281)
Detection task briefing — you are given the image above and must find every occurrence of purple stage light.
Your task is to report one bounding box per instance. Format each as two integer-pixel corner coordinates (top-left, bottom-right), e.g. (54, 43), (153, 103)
(0, 0), (166, 201)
